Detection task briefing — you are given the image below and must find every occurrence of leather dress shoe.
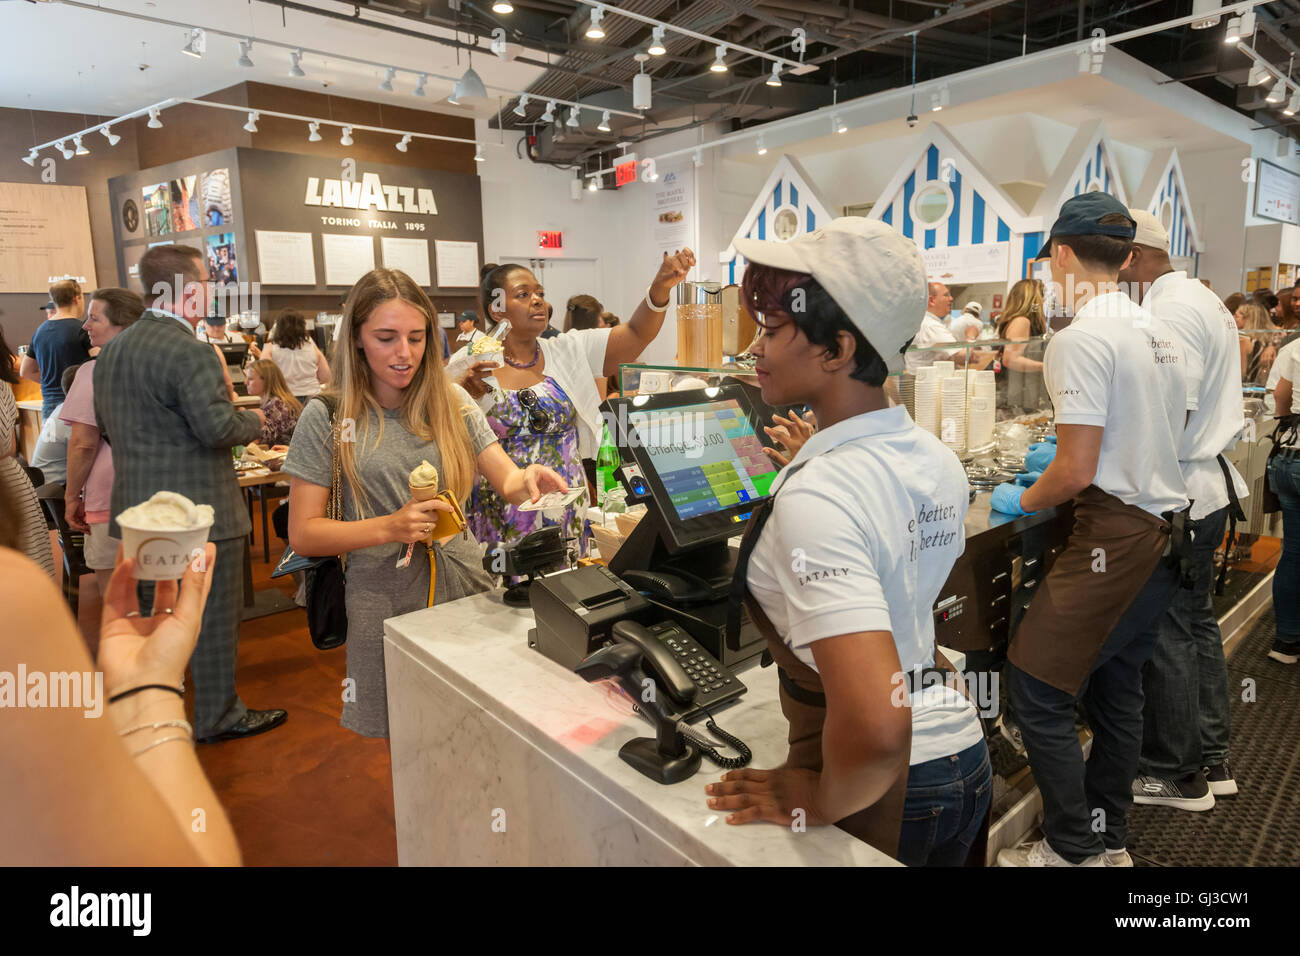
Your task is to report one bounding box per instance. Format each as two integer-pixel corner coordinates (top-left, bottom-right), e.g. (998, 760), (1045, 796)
(197, 708), (288, 744)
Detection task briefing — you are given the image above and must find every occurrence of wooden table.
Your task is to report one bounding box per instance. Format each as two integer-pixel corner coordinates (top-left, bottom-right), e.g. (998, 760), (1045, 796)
(235, 467), (295, 620)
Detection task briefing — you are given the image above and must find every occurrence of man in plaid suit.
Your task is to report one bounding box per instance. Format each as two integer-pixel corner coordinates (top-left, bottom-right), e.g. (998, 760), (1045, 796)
(96, 244), (287, 742)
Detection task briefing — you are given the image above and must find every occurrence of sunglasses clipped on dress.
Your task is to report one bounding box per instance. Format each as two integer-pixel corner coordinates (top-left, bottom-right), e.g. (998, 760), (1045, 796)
(518, 387), (551, 432)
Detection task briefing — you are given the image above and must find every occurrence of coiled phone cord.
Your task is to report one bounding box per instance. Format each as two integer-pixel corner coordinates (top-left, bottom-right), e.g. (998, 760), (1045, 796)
(676, 710), (752, 770)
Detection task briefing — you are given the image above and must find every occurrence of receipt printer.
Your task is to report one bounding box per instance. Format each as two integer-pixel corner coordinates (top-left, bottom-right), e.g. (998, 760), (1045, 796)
(529, 565), (651, 670)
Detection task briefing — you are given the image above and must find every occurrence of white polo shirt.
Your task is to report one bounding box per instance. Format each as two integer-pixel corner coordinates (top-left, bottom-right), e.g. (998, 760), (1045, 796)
(1043, 290), (1189, 518)
(949, 313), (983, 342)
(905, 313), (960, 371)
(1143, 271), (1249, 520)
(746, 405), (984, 766)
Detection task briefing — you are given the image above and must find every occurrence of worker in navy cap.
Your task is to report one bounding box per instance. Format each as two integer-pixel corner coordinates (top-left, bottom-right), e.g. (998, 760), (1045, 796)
(992, 191), (1192, 866)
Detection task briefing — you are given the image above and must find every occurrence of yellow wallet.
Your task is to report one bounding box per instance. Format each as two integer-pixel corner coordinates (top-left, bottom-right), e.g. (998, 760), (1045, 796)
(425, 490), (467, 543)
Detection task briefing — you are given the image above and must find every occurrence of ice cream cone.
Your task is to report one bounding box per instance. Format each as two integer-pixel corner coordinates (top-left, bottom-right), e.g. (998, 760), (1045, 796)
(408, 460), (440, 546)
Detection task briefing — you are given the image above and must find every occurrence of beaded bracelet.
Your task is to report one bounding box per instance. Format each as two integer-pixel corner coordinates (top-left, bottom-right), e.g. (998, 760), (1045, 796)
(131, 735), (193, 758)
(119, 719), (194, 738)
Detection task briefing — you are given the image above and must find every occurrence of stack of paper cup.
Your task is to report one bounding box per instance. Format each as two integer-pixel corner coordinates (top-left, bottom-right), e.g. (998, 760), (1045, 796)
(914, 374), (939, 436)
(898, 371), (916, 421)
(933, 360), (956, 381)
(940, 376), (967, 454)
(968, 388), (996, 451)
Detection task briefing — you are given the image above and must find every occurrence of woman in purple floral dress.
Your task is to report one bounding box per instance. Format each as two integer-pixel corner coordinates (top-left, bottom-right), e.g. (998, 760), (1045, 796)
(468, 378), (590, 558)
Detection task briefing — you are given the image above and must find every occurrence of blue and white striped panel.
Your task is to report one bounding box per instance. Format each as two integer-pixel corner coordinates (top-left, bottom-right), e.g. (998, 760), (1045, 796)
(1069, 142), (1120, 199)
(1151, 169), (1193, 258)
(881, 144), (1012, 252)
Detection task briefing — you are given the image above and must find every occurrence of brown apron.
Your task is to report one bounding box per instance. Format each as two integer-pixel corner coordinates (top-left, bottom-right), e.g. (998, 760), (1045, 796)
(730, 476), (910, 859)
(1008, 484), (1172, 695)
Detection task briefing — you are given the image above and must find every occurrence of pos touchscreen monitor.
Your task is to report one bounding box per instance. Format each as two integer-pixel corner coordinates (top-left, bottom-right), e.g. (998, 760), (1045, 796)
(604, 384), (779, 554)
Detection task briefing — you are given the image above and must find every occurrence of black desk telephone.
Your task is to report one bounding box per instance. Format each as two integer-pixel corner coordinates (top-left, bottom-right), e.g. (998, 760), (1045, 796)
(576, 620), (751, 785)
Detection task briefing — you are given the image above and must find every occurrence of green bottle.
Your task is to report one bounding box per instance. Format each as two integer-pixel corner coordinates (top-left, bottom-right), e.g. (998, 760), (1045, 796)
(596, 424), (620, 503)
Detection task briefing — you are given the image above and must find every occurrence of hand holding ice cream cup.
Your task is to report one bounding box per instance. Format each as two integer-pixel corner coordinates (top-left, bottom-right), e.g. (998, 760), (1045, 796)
(115, 492), (215, 581)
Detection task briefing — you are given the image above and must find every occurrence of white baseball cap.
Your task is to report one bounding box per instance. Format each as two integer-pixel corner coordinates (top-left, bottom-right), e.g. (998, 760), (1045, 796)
(962, 300), (982, 316)
(733, 217), (927, 373)
(1128, 208), (1169, 252)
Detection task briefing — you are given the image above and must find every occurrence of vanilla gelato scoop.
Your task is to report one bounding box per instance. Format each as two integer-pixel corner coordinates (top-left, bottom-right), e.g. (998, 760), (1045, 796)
(409, 460), (440, 489)
(118, 491), (215, 531)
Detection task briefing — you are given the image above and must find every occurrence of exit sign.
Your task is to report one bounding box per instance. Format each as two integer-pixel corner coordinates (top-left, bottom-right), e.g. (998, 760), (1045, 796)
(615, 160), (637, 187)
(537, 230), (563, 250)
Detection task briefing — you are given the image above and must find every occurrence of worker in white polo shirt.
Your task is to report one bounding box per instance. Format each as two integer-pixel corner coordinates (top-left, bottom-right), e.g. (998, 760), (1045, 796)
(708, 219), (990, 866)
(1117, 209), (1248, 809)
(990, 192), (1190, 867)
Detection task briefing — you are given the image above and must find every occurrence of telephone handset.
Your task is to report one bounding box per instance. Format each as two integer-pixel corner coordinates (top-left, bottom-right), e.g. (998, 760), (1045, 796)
(575, 620), (751, 785)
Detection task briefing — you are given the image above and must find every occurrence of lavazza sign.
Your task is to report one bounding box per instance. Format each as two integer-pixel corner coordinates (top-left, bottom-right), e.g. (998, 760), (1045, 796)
(304, 171), (437, 230)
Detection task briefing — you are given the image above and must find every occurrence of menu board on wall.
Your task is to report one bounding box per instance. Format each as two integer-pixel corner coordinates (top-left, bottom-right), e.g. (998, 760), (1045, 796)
(323, 233), (375, 286)
(923, 242), (1011, 285)
(1255, 159), (1300, 225)
(256, 230), (316, 285)
(434, 240), (479, 287)
(381, 236), (431, 286)
(0, 182), (97, 294)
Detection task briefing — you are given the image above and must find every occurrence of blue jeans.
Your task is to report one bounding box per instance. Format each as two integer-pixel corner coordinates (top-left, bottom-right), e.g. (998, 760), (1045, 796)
(898, 740), (993, 867)
(1139, 507), (1232, 776)
(1008, 558), (1179, 863)
(1269, 452), (1300, 641)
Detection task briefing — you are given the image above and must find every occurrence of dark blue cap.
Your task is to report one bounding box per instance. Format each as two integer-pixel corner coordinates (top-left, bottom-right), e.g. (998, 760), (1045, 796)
(1036, 192), (1136, 259)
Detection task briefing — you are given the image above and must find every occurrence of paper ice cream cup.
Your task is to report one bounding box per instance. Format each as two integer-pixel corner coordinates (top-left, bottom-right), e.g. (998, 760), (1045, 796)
(116, 492), (215, 581)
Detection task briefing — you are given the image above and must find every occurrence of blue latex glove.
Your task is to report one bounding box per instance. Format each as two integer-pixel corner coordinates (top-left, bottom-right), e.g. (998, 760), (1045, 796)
(1014, 470), (1043, 487)
(1038, 434), (1057, 444)
(1025, 442), (1057, 472)
(990, 482), (1036, 516)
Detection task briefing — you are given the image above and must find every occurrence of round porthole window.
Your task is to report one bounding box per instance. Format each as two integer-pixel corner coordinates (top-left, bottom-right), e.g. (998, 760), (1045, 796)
(772, 206), (799, 242)
(911, 182), (954, 228)
(1160, 200), (1174, 231)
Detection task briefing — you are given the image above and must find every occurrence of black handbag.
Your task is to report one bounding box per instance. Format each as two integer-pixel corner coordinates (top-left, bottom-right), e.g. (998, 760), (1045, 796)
(304, 395), (348, 650)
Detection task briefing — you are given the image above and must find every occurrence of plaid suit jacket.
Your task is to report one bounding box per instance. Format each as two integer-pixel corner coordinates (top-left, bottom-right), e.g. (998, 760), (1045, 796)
(95, 310), (263, 540)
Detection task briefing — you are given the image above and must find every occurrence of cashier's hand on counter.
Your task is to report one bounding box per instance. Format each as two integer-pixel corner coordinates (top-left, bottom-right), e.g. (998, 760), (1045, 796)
(763, 410), (817, 467)
(705, 767), (831, 827)
(1024, 438), (1057, 472)
(990, 483), (1037, 517)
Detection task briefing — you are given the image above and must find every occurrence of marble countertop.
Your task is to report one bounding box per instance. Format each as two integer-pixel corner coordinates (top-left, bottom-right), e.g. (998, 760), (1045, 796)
(385, 590), (901, 866)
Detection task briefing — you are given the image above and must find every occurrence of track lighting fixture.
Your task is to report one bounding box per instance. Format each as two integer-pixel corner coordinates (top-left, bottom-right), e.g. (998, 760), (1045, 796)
(542, 100), (556, 123)
(147, 108), (163, 129)
(475, 143), (485, 163)
(237, 38), (254, 68)
(340, 126), (354, 146)
(513, 95), (529, 117)
(22, 149), (38, 167)
(586, 6), (605, 40)
(492, 1), (514, 12)
(289, 49), (305, 77)
(648, 26), (667, 56)
(100, 125), (121, 146)
(711, 45), (728, 72)
(567, 106), (580, 128)
(414, 73), (427, 97)
(308, 121), (321, 142)
(57, 141), (73, 160)
(181, 27), (205, 59)
(380, 67), (396, 92)
(73, 135), (89, 156)
(396, 134), (411, 153)
(767, 63), (781, 87)
(243, 111), (259, 133)
(597, 110), (611, 132)
(756, 134), (767, 155)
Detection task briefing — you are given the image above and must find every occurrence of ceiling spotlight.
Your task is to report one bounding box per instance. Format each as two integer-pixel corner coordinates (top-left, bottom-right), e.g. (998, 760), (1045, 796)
(492, 1), (514, 12)
(1224, 15), (1243, 43)
(1189, 0), (1222, 30)
(414, 73), (427, 97)
(448, 65), (487, 105)
(586, 6), (605, 40)
(99, 125), (120, 146)
(567, 106), (581, 128)
(692, 148), (703, 168)
(767, 63), (782, 87)
(588, 175), (599, 192)
(181, 27), (206, 59)
(833, 114), (847, 134)
(1285, 90), (1300, 116)
(289, 49), (305, 77)
(757, 134), (767, 156)
(597, 110), (611, 132)
(147, 108), (163, 129)
(237, 38), (254, 68)
(243, 111), (259, 133)
(340, 126), (354, 146)
(57, 141), (73, 160)
(22, 149), (37, 167)
(1240, 10), (1257, 39)
(541, 100), (556, 123)
(648, 25), (667, 56)
(1248, 62), (1269, 86)
(396, 134), (411, 153)
(380, 67), (396, 92)
(73, 135), (89, 156)
(1078, 48), (1092, 74)
(931, 91), (943, 112)
(474, 143), (486, 163)
(1268, 77), (1288, 104)
(308, 122), (322, 142)
(513, 95), (529, 117)
(711, 45), (728, 72)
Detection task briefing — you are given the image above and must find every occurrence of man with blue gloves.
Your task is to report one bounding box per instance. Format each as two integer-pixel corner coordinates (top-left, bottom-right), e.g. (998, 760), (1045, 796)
(993, 193), (1190, 867)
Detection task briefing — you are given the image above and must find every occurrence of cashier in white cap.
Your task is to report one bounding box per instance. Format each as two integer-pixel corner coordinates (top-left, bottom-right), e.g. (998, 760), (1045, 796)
(712, 218), (990, 866)
(989, 192), (1190, 867)
(1117, 208), (1247, 808)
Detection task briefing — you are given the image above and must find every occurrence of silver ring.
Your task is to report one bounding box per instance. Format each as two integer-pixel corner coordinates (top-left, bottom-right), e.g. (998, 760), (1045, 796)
(125, 611), (141, 619)
(159, 608), (174, 615)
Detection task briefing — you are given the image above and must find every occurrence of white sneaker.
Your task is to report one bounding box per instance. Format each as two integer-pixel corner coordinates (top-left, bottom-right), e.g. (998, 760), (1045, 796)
(1104, 847), (1133, 867)
(996, 839), (1105, 867)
